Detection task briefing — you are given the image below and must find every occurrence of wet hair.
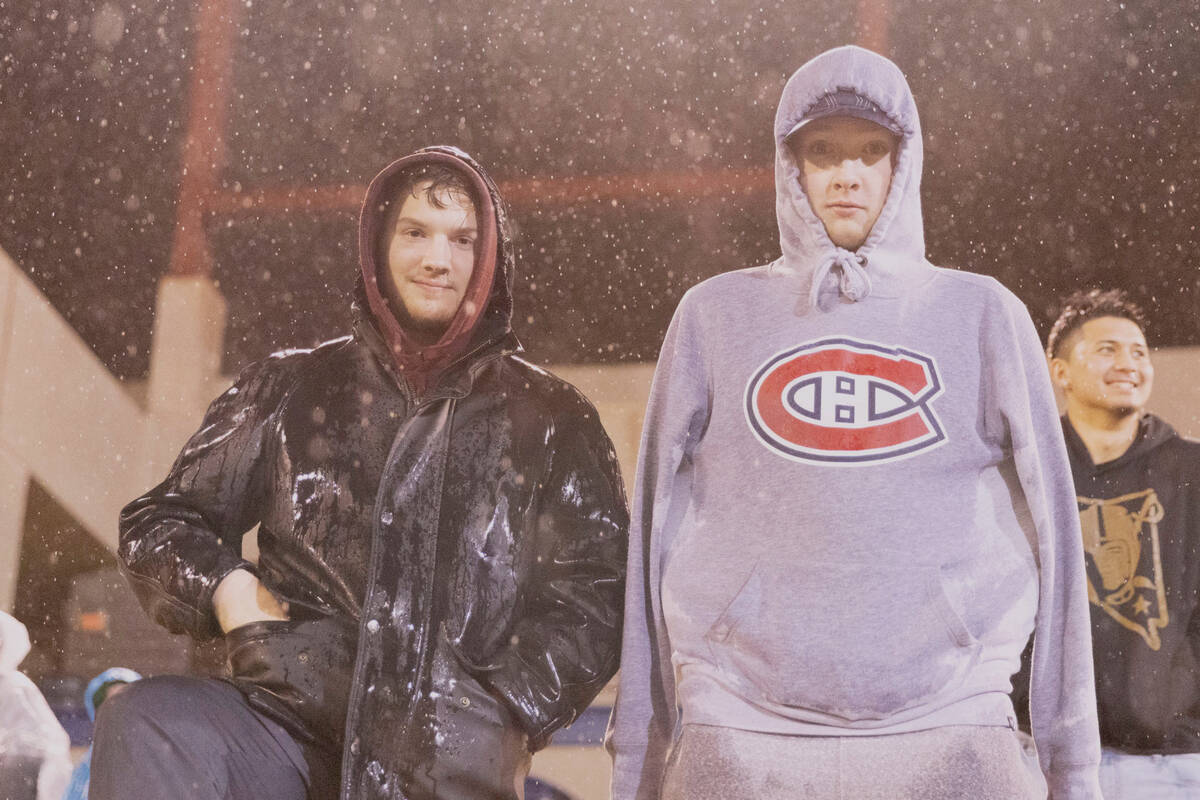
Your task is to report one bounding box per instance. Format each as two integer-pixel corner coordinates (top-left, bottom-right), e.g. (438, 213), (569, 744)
(387, 163), (479, 215)
(1046, 289), (1147, 360)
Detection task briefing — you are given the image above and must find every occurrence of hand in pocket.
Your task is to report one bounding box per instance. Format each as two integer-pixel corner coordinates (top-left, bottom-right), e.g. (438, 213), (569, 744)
(225, 615), (357, 748)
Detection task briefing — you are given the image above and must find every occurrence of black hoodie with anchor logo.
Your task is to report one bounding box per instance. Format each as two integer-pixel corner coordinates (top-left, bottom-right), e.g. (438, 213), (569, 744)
(1062, 413), (1200, 753)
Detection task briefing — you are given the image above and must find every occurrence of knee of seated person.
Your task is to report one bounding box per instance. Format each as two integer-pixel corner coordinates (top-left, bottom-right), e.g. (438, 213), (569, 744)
(94, 675), (198, 739)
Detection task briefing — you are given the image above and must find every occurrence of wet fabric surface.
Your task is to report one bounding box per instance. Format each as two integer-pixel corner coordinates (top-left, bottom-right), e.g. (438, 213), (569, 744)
(225, 616), (357, 749)
(89, 676), (340, 800)
(661, 724), (1045, 800)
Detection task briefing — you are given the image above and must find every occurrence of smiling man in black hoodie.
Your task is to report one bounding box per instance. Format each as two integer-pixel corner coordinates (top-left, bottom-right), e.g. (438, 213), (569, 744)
(90, 147), (629, 800)
(1047, 288), (1200, 797)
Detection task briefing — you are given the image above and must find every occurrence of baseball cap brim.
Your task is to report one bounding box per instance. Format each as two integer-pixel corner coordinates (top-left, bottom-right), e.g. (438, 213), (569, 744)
(785, 90), (903, 140)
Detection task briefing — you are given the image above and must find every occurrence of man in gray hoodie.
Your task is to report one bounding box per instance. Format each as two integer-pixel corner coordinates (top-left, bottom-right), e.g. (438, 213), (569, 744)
(607, 45), (1101, 799)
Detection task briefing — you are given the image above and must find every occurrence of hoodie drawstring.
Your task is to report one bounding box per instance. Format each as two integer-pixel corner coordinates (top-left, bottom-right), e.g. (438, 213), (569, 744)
(809, 248), (873, 307)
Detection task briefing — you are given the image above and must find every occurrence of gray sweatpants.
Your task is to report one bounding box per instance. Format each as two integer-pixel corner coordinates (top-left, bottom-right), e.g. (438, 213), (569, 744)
(661, 724), (1047, 800)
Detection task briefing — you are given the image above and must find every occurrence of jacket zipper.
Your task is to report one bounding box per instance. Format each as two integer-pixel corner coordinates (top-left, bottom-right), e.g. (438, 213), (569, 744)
(336, 342), (509, 796)
(337, 400), (426, 797)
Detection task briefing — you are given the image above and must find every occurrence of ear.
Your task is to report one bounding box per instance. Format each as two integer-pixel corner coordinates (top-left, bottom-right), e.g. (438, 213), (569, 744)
(1049, 357), (1070, 392)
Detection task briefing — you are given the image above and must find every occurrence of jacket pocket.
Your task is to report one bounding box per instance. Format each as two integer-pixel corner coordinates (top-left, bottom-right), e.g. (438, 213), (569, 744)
(704, 559), (979, 722)
(225, 615), (357, 749)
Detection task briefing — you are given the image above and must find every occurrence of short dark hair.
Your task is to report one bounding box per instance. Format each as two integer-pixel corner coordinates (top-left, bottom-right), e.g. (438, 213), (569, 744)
(1046, 289), (1147, 359)
(387, 163), (478, 214)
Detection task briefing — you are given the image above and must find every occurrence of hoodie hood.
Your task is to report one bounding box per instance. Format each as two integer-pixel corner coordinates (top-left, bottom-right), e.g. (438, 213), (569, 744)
(1063, 412), (1180, 475)
(0, 611), (30, 672)
(772, 45), (935, 309)
(356, 146), (516, 393)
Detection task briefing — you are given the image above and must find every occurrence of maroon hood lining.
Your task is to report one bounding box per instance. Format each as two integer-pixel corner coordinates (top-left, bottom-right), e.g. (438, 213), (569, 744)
(358, 150), (499, 394)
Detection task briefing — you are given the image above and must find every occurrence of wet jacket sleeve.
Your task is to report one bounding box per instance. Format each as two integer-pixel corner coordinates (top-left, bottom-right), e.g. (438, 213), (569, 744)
(473, 392), (630, 750)
(606, 291), (710, 800)
(118, 354), (302, 641)
(988, 291), (1101, 799)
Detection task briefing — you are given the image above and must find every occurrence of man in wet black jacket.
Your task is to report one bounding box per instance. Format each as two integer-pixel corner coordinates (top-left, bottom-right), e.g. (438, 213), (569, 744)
(91, 147), (629, 800)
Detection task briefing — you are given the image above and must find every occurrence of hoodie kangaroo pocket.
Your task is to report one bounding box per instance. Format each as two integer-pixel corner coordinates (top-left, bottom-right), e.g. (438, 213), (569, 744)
(704, 560), (979, 722)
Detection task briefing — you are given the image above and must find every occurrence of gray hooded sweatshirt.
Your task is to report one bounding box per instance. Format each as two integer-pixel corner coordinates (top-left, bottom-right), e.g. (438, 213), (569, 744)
(606, 46), (1101, 799)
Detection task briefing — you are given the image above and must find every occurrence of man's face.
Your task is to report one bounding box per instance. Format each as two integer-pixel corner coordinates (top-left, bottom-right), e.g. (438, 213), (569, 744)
(788, 115), (898, 251)
(1052, 316), (1153, 417)
(382, 182), (478, 342)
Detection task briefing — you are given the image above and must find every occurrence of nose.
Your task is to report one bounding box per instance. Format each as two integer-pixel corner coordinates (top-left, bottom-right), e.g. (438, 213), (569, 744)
(1112, 349), (1137, 371)
(831, 159), (862, 192)
(422, 234), (452, 272)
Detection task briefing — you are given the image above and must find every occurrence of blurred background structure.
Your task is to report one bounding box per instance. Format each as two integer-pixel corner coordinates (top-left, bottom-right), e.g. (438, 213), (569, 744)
(2, 0), (1199, 795)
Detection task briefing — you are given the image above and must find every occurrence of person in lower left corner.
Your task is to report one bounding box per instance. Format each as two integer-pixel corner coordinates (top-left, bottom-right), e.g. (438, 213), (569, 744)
(0, 611), (72, 800)
(61, 668), (141, 800)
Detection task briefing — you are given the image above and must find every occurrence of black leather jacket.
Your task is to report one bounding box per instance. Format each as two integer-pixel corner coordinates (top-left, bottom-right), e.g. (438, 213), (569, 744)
(118, 148), (629, 799)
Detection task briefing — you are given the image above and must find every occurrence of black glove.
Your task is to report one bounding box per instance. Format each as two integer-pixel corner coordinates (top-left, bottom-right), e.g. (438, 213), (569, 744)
(225, 615), (357, 750)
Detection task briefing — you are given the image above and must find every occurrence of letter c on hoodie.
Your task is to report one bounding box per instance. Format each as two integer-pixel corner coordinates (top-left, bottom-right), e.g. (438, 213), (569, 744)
(745, 337), (947, 465)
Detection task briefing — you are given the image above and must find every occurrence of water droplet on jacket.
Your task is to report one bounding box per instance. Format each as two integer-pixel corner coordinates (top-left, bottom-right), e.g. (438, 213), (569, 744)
(381, 511), (393, 525)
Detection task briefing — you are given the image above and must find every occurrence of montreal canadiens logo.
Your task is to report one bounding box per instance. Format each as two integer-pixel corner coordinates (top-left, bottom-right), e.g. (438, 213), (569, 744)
(745, 338), (947, 465)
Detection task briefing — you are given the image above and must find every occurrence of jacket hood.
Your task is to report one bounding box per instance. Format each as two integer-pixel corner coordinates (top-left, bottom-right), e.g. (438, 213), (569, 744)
(1064, 412), (1180, 474)
(772, 45), (935, 309)
(356, 146), (516, 392)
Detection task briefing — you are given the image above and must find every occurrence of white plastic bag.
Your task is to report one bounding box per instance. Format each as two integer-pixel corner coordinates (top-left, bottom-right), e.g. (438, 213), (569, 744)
(0, 611), (71, 800)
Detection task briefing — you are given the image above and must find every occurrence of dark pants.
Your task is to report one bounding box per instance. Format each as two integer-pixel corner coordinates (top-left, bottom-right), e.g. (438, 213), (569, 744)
(90, 675), (341, 800)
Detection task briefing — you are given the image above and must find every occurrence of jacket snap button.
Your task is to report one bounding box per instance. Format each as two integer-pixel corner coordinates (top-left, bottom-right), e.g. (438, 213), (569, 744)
(298, 652), (309, 663)
(366, 619), (381, 633)
(459, 696), (471, 708)
(380, 511), (393, 525)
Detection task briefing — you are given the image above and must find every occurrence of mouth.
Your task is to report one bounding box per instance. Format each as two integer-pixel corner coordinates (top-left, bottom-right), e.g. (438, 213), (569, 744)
(1106, 379), (1140, 391)
(412, 279), (452, 291)
(827, 202), (865, 217)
